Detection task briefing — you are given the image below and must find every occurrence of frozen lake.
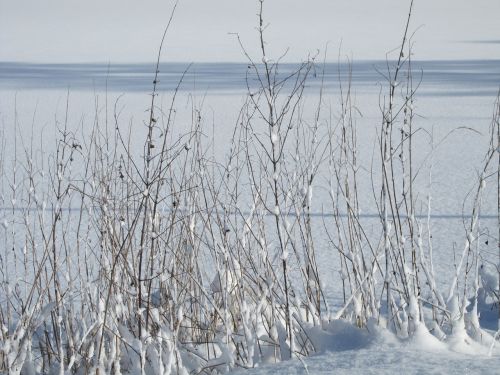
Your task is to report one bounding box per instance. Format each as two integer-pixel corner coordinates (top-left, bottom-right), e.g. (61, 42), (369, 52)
(0, 59), (499, 373)
(1, 60), (499, 213)
(1, 58), (499, 298)
(1, 60), (500, 95)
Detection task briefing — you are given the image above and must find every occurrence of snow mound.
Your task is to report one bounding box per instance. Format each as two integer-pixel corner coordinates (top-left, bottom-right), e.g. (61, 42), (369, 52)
(233, 319), (500, 375)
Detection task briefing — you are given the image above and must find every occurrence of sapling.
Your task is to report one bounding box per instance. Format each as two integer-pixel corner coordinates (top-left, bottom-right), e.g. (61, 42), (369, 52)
(3, 0), (500, 372)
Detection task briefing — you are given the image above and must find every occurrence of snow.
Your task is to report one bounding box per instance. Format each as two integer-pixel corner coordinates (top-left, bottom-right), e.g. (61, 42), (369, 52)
(236, 343), (499, 375)
(233, 320), (500, 375)
(1, 58), (499, 374)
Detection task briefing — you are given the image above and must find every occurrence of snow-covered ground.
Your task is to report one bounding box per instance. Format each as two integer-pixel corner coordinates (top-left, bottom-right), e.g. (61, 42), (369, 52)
(237, 328), (500, 375)
(0, 60), (499, 374)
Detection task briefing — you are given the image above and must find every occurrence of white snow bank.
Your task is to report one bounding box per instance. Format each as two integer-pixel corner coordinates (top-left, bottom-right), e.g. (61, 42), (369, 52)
(233, 319), (500, 375)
